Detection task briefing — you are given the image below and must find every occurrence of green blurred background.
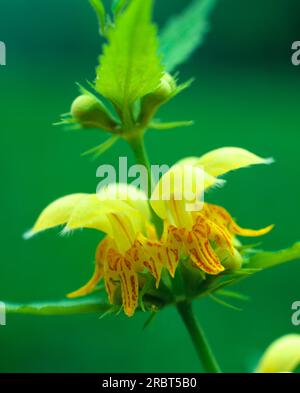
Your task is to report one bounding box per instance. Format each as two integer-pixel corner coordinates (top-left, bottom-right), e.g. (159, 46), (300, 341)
(0, 0), (300, 373)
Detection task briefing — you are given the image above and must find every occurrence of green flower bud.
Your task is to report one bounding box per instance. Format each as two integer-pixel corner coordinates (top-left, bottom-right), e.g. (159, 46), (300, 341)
(161, 72), (177, 92)
(139, 73), (177, 125)
(71, 94), (117, 131)
(153, 73), (177, 101)
(217, 248), (243, 271)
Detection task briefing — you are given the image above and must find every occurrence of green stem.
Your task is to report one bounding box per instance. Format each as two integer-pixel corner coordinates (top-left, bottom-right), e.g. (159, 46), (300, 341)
(5, 298), (111, 316)
(128, 132), (163, 237)
(176, 301), (221, 373)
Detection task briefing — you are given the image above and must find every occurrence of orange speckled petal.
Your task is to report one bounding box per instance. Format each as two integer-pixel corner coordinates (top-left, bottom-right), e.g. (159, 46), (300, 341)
(185, 231), (224, 275)
(104, 270), (119, 305)
(67, 263), (103, 298)
(164, 226), (183, 277)
(106, 247), (139, 317)
(67, 238), (111, 299)
(137, 236), (164, 287)
(194, 214), (234, 255)
(118, 259), (139, 317)
(204, 204), (274, 238)
(230, 222), (274, 237)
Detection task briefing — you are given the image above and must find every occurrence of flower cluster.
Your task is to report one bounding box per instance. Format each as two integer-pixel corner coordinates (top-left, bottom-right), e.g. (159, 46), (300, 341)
(26, 147), (273, 316)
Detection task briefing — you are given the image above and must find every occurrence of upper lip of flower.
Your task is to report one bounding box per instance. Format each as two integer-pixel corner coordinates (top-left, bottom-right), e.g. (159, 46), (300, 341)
(24, 184), (151, 254)
(150, 146), (274, 228)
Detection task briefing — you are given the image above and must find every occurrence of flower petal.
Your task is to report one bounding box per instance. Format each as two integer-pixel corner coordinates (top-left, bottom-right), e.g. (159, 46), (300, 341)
(204, 204), (274, 238)
(118, 257), (139, 317)
(97, 183), (150, 220)
(67, 238), (109, 299)
(67, 263), (103, 298)
(185, 227), (225, 275)
(63, 195), (144, 251)
(150, 164), (223, 220)
(196, 147), (273, 177)
(24, 194), (86, 238)
(256, 334), (300, 373)
(137, 237), (164, 286)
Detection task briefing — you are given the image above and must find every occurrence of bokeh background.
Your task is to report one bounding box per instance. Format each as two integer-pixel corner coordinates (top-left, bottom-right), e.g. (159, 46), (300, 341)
(0, 0), (300, 372)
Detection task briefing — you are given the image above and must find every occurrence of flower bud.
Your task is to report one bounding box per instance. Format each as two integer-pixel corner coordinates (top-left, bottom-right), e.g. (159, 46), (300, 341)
(256, 334), (300, 373)
(139, 73), (177, 125)
(71, 94), (117, 131)
(154, 73), (177, 101)
(217, 248), (243, 270)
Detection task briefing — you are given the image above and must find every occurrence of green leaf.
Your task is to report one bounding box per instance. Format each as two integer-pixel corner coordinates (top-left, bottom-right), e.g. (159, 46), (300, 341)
(96, 0), (163, 108)
(172, 78), (194, 98)
(90, 0), (106, 36)
(99, 305), (122, 319)
(217, 290), (249, 302)
(142, 311), (157, 331)
(196, 268), (260, 299)
(209, 294), (242, 312)
(247, 242), (300, 270)
(149, 120), (194, 130)
(112, 0), (128, 17)
(5, 298), (111, 316)
(160, 0), (217, 71)
(81, 135), (120, 159)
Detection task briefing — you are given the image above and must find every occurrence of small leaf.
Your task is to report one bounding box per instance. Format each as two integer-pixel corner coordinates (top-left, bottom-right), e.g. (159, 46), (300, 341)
(222, 268), (260, 277)
(149, 120), (194, 130)
(247, 242), (300, 270)
(99, 305), (121, 319)
(217, 290), (249, 302)
(160, 0), (218, 72)
(172, 78), (194, 98)
(81, 135), (120, 159)
(112, 0), (128, 17)
(197, 268), (259, 299)
(142, 311), (157, 331)
(96, 0), (163, 109)
(90, 0), (107, 36)
(238, 242), (262, 252)
(209, 294), (242, 312)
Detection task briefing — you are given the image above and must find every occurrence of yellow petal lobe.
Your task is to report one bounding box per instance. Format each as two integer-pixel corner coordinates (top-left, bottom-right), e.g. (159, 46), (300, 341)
(203, 204), (274, 238)
(256, 334), (300, 373)
(196, 147), (273, 177)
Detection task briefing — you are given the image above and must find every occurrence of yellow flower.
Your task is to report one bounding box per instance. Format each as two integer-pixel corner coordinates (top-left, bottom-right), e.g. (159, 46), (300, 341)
(26, 147), (274, 317)
(256, 334), (300, 373)
(150, 147), (274, 276)
(25, 184), (156, 317)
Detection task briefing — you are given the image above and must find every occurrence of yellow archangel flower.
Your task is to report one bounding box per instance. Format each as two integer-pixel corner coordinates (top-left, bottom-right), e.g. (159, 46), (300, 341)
(26, 147), (274, 316)
(150, 147), (274, 275)
(25, 184), (154, 317)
